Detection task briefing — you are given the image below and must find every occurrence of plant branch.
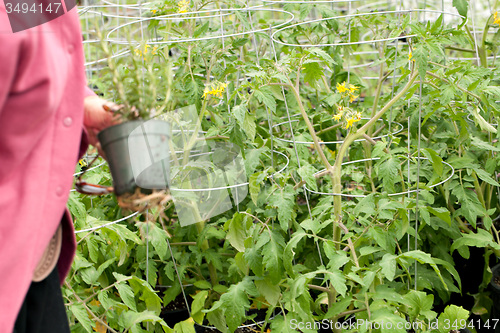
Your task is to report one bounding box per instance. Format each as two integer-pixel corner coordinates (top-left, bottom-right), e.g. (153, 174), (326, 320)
(268, 83), (334, 174)
(65, 281), (119, 333)
(444, 45), (477, 53)
(331, 70), (419, 250)
(338, 221), (359, 268)
(316, 122), (343, 136)
(307, 284), (331, 293)
(334, 307), (367, 319)
(293, 169), (330, 190)
(425, 71), (481, 101)
(169, 242), (197, 246)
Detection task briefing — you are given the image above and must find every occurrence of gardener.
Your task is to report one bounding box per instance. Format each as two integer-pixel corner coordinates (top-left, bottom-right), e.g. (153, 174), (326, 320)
(0, 3), (118, 333)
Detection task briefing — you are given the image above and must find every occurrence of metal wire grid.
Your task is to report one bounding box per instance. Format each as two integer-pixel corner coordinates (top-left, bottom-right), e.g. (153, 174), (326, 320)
(74, 0), (496, 329)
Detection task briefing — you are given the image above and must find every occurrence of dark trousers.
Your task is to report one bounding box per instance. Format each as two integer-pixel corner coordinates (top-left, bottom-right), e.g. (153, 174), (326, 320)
(14, 266), (70, 333)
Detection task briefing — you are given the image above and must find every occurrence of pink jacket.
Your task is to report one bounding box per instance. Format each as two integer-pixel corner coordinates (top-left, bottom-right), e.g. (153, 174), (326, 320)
(0, 4), (91, 332)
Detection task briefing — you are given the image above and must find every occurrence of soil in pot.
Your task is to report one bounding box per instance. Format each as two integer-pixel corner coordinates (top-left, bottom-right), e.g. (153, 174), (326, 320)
(159, 293), (192, 329)
(432, 246), (492, 333)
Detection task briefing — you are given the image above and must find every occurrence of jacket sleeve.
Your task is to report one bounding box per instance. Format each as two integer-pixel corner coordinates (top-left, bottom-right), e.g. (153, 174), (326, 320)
(0, 17), (23, 121)
(80, 85), (95, 157)
(84, 84), (96, 98)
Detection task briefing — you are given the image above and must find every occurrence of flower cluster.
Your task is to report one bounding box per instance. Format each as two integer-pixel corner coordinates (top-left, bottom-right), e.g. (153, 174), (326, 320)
(135, 44), (158, 60)
(332, 105), (362, 129)
(150, 4), (167, 15)
(202, 82), (228, 99)
(178, 0), (190, 13)
(332, 82), (362, 129)
(494, 11), (500, 26)
(336, 81), (359, 103)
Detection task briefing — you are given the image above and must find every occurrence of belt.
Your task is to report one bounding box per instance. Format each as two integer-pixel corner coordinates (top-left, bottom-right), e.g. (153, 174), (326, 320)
(32, 224), (62, 282)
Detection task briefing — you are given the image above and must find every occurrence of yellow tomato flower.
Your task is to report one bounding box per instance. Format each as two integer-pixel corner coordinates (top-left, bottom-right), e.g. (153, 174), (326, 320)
(348, 84), (358, 93)
(349, 94), (358, 103)
(178, 0), (189, 13)
(494, 11), (500, 25)
(202, 89), (209, 99)
(333, 112), (343, 121)
(135, 44), (157, 60)
(336, 82), (348, 94)
(345, 116), (361, 129)
(333, 105), (344, 121)
(202, 82), (228, 99)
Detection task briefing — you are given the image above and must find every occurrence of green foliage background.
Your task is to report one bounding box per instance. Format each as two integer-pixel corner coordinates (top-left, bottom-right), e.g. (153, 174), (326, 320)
(67, 0), (500, 332)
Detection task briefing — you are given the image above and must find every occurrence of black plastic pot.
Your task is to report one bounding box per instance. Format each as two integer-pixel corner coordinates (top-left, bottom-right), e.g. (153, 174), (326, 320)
(162, 307), (191, 329)
(490, 263), (500, 331)
(157, 289), (194, 329)
(98, 120), (171, 196)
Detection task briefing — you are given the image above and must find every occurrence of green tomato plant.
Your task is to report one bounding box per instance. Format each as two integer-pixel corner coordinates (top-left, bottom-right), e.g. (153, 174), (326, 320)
(65, 0), (500, 332)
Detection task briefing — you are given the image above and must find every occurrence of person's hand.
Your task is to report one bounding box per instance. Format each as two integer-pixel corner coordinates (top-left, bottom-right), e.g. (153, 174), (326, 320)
(83, 95), (121, 158)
